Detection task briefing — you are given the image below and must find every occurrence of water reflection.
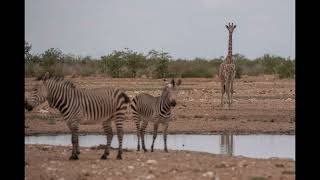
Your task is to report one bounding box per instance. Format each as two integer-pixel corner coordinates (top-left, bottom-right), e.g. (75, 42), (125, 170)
(220, 134), (234, 155)
(25, 134), (295, 159)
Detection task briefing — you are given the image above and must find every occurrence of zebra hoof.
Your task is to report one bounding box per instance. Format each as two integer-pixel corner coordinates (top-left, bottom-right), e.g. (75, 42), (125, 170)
(76, 151), (80, 155)
(116, 154), (122, 160)
(100, 154), (107, 160)
(69, 154), (79, 160)
(143, 149), (148, 152)
(164, 149), (168, 153)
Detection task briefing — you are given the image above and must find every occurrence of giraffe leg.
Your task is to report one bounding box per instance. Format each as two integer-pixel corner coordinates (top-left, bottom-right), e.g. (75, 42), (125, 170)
(67, 119), (80, 160)
(226, 83), (231, 109)
(220, 82), (225, 108)
(231, 80), (234, 104)
(151, 122), (159, 152)
(101, 119), (113, 160)
(163, 122), (169, 153)
(140, 120), (149, 152)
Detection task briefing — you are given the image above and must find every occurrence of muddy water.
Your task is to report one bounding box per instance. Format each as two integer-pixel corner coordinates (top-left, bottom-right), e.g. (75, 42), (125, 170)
(25, 134), (295, 160)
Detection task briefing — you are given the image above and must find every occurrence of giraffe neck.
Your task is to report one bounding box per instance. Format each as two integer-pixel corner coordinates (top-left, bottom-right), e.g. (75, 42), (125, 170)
(227, 31), (233, 64)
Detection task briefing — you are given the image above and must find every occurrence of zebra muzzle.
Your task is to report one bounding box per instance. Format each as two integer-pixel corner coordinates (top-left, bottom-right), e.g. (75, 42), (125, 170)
(24, 100), (33, 111)
(170, 100), (176, 107)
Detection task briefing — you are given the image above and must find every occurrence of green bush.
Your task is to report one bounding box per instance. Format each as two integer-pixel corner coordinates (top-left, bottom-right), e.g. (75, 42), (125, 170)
(274, 60), (295, 79)
(181, 69), (213, 78)
(124, 49), (147, 78)
(24, 42), (295, 79)
(101, 51), (125, 78)
(147, 49), (170, 78)
(235, 65), (242, 79)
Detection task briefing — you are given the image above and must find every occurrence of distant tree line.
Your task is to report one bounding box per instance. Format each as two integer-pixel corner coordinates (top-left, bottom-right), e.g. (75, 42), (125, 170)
(25, 41), (295, 79)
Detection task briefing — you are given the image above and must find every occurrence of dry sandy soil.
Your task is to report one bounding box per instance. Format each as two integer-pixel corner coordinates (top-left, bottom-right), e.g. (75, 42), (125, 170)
(25, 75), (295, 180)
(25, 144), (295, 180)
(25, 75), (295, 135)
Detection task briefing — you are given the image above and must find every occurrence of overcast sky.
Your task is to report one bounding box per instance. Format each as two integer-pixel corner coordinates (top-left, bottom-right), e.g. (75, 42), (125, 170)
(25, 0), (295, 60)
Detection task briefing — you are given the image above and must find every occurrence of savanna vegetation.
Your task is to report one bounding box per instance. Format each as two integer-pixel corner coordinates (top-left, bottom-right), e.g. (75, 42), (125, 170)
(25, 41), (295, 79)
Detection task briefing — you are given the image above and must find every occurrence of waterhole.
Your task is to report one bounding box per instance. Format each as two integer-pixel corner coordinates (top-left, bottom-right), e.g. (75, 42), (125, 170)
(25, 134), (295, 160)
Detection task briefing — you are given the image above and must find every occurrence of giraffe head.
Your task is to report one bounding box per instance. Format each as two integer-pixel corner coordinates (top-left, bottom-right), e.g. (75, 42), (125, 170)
(226, 22), (236, 33)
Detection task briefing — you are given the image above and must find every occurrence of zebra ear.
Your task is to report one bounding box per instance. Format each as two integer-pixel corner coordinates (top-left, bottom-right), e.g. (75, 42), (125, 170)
(43, 72), (50, 81)
(171, 78), (175, 87)
(164, 78), (170, 86)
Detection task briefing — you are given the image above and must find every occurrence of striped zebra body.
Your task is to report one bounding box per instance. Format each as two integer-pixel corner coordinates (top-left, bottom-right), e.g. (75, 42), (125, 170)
(131, 79), (181, 152)
(25, 73), (129, 160)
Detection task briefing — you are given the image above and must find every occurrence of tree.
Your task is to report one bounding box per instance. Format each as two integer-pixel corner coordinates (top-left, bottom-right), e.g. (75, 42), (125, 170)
(274, 60), (295, 79)
(38, 48), (64, 75)
(256, 54), (284, 74)
(101, 51), (125, 78)
(147, 49), (171, 78)
(41, 48), (63, 66)
(123, 48), (146, 78)
(25, 41), (32, 62)
(233, 54), (248, 78)
(25, 41), (31, 55)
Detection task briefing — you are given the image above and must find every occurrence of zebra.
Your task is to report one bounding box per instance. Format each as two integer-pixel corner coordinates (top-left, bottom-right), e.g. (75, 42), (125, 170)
(131, 78), (182, 152)
(25, 72), (130, 160)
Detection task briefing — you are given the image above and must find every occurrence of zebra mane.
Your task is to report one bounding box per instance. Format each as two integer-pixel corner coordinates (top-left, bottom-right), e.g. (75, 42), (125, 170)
(53, 78), (76, 89)
(35, 74), (63, 81)
(36, 75), (76, 89)
(160, 86), (170, 97)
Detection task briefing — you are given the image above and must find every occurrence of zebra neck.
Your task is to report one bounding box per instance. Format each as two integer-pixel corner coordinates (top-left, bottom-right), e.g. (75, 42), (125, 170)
(48, 84), (78, 113)
(159, 96), (171, 115)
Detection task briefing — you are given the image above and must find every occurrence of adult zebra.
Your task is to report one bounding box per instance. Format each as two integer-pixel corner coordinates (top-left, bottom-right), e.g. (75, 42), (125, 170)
(131, 78), (182, 152)
(25, 72), (130, 160)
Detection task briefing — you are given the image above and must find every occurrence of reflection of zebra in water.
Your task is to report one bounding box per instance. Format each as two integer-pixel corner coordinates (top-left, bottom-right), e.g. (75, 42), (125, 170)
(220, 134), (234, 155)
(25, 72), (130, 160)
(131, 78), (182, 152)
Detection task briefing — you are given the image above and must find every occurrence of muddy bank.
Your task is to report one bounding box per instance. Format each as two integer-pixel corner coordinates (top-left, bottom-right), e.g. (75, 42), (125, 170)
(25, 144), (295, 180)
(25, 76), (295, 135)
(25, 117), (295, 135)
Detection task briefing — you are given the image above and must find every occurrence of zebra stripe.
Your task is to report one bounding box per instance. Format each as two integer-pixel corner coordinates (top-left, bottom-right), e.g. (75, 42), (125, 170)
(25, 75), (130, 160)
(131, 79), (181, 152)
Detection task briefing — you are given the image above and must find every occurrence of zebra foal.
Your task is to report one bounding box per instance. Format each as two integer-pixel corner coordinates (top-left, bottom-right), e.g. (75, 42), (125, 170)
(131, 78), (182, 152)
(25, 72), (130, 160)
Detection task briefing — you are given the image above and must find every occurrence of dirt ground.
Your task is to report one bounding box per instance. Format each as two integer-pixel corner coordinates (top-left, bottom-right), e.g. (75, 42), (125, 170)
(25, 75), (295, 135)
(25, 144), (295, 180)
(25, 75), (295, 179)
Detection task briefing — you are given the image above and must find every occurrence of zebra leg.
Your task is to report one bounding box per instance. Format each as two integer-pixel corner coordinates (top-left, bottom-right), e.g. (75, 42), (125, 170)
(140, 120), (149, 152)
(76, 143), (80, 155)
(163, 122), (169, 152)
(151, 123), (159, 152)
(67, 120), (80, 160)
(133, 115), (141, 151)
(101, 120), (113, 160)
(115, 114), (125, 160)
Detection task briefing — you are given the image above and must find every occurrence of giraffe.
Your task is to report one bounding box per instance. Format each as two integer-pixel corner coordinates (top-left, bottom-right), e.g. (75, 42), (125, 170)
(218, 22), (236, 108)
